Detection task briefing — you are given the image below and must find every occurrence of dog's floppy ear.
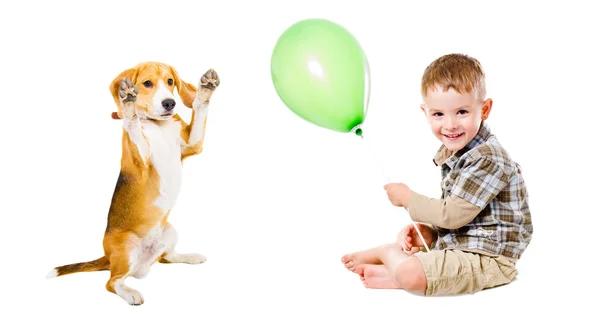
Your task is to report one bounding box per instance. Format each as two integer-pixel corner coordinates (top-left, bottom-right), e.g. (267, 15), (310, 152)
(169, 66), (197, 109)
(109, 67), (139, 119)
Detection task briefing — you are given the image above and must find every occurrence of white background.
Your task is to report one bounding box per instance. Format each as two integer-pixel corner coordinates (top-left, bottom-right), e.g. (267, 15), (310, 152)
(1, 0), (598, 314)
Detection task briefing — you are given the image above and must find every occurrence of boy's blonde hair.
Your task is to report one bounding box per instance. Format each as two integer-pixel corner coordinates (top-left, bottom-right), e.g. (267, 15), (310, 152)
(421, 53), (486, 101)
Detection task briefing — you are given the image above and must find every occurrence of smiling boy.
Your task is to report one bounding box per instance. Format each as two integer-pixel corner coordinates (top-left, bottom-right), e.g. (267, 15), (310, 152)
(341, 53), (533, 296)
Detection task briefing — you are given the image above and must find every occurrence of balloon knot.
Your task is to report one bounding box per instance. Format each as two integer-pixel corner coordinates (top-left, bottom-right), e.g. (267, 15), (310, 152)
(351, 125), (363, 136)
(355, 128), (363, 136)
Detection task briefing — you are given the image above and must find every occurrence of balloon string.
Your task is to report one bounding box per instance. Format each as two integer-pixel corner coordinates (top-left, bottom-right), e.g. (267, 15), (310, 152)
(358, 132), (431, 252)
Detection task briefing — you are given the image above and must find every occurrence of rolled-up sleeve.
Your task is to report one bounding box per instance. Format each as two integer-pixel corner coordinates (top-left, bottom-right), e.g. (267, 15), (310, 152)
(407, 192), (482, 229)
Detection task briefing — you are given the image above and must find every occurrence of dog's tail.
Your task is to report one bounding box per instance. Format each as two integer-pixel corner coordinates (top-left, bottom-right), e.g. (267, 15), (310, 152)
(46, 256), (110, 278)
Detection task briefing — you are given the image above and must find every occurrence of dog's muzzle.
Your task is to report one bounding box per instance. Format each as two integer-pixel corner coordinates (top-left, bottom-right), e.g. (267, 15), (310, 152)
(162, 99), (176, 111)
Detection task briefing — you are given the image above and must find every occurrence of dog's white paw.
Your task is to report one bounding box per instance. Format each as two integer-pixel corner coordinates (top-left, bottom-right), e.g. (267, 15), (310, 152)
(184, 253), (207, 264)
(200, 69), (219, 91)
(119, 79), (138, 118)
(165, 253), (207, 264)
(195, 69), (219, 106)
(115, 285), (145, 306)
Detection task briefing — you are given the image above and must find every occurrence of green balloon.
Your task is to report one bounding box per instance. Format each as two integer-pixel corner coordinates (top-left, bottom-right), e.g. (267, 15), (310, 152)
(271, 18), (370, 134)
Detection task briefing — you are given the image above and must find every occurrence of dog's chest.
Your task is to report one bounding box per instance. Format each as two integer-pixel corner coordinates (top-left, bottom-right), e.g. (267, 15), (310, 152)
(142, 121), (183, 211)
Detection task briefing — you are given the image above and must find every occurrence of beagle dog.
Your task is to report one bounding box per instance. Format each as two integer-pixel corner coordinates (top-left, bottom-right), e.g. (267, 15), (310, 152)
(47, 61), (220, 305)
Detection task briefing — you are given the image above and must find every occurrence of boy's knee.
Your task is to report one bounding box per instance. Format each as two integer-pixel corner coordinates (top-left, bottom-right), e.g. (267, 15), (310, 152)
(394, 257), (427, 294)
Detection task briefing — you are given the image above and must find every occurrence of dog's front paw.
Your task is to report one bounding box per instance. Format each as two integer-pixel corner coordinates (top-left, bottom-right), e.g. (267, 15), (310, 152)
(196, 69), (220, 106)
(119, 79), (138, 118)
(200, 69), (220, 91)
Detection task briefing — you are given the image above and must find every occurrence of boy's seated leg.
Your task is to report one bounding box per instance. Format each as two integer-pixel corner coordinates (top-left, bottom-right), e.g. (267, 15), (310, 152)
(383, 247), (428, 294)
(343, 244), (427, 294)
(413, 249), (518, 296)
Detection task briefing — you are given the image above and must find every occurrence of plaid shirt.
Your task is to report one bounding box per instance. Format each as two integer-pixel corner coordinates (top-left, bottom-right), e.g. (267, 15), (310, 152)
(431, 122), (533, 259)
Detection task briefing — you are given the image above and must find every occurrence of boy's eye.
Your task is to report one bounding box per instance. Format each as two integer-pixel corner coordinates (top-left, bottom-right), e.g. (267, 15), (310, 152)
(457, 110), (468, 115)
(432, 112), (443, 117)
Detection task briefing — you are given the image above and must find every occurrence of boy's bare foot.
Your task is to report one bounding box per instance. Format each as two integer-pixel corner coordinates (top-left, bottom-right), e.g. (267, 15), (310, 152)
(354, 264), (400, 289)
(354, 264), (401, 289)
(353, 264), (385, 279)
(341, 245), (385, 272)
(363, 277), (401, 289)
(341, 243), (397, 272)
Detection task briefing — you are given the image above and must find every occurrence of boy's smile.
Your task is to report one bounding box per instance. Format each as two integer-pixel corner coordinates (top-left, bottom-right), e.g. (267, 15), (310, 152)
(444, 132), (465, 141)
(421, 86), (492, 152)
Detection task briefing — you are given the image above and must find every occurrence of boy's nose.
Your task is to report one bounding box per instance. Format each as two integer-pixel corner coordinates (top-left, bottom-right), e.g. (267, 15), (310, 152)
(445, 117), (458, 130)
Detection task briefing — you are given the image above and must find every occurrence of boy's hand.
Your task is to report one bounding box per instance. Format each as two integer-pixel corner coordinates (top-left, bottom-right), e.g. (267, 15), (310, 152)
(397, 223), (435, 251)
(384, 183), (412, 207)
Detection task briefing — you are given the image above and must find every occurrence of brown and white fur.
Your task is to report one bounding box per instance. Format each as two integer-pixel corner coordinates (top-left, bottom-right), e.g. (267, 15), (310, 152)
(47, 61), (220, 305)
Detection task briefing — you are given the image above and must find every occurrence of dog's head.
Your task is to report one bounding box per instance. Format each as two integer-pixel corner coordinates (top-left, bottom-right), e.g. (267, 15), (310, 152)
(109, 61), (197, 120)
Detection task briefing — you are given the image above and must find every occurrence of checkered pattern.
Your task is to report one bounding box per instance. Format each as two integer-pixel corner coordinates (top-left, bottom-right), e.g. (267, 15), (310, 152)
(432, 122), (533, 259)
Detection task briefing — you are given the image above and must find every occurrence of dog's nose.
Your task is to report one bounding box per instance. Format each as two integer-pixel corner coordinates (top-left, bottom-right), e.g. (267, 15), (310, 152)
(162, 99), (176, 111)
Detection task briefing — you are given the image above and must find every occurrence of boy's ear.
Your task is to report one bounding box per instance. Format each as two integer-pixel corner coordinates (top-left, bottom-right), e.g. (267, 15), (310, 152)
(481, 98), (493, 120)
(420, 104), (429, 122)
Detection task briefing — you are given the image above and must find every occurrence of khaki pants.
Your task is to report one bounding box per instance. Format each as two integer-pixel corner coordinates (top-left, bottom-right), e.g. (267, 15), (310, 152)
(414, 249), (518, 296)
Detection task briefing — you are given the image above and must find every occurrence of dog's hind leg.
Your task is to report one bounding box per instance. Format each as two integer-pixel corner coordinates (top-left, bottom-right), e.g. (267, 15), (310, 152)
(158, 222), (207, 264)
(104, 234), (144, 305)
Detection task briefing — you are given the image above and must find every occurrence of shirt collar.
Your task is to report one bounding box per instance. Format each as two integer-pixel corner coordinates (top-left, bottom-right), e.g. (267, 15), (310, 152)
(432, 121), (492, 168)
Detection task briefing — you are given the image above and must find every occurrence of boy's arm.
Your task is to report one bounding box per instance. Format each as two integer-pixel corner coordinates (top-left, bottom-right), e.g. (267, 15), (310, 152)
(408, 156), (510, 229)
(407, 193), (481, 229)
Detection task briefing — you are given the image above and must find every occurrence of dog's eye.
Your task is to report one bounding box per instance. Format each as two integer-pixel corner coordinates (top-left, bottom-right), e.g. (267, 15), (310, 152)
(167, 79), (174, 86)
(143, 80), (153, 88)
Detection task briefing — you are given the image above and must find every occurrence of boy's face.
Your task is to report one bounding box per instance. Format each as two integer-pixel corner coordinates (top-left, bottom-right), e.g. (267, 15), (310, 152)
(421, 87), (492, 152)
